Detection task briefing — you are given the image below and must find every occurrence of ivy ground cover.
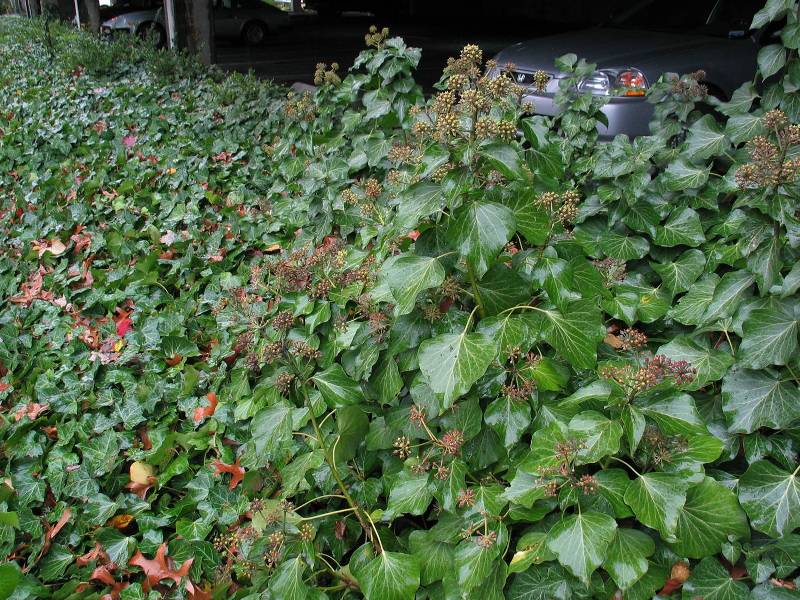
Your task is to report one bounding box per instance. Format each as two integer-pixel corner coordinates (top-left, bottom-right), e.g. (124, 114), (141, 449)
(1, 6), (800, 599)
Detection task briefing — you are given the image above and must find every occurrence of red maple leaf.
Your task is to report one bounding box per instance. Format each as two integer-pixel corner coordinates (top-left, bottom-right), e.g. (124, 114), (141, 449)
(193, 392), (218, 423)
(212, 457), (245, 490)
(116, 317), (133, 337)
(128, 543), (192, 591)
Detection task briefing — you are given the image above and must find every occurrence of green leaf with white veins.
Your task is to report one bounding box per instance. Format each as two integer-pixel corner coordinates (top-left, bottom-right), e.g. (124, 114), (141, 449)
(383, 254), (445, 315)
(650, 249), (706, 294)
(476, 312), (536, 359)
(537, 300), (604, 369)
(455, 523), (508, 592)
(485, 395), (531, 448)
(721, 369), (800, 434)
(654, 207), (706, 247)
(386, 468), (433, 517)
(657, 335), (734, 391)
(418, 331), (496, 411)
(662, 159), (710, 191)
(758, 44), (787, 79)
(685, 114), (728, 159)
(568, 411), (622, 465)
(682, 556), (750, 600)
(408, 530), (454, 586)
(447, 201), (515, 279)
(738, 300), (799, 369)
(739, 460), (800, 539)
(359, 551), (420, 600)
(269, 557), (311, 600)
(701, 270), (755, 325)
(312, 363), (365, 407)
(671, 477), (749, 558)
(546, 511), (617, 583)
(603, 528), (654, 590)
(624, 472), (688, 540)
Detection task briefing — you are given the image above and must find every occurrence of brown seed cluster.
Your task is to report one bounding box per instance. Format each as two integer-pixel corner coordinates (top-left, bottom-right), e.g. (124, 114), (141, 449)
(600, 355), (695, 398)
(365, 25), (390, 49)
(736, 112), (800, 189)
(668, 70), (707, 100)
(313, 62), (341, 86)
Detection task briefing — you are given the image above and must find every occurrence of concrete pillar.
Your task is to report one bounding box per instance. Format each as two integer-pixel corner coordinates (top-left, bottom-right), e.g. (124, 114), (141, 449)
(83, 0), (99, 31)
(184, 0), (215, 65)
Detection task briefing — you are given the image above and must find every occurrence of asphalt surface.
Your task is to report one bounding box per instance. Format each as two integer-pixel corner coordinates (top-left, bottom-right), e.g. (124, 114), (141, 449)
(214, 12), (570, 89)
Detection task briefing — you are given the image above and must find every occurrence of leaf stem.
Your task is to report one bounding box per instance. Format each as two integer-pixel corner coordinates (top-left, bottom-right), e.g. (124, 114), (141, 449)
(609, 456), (642, 477)
(467, 264), (486, 319)
(293, 494), (349, 511)
(363, 507), (385, 555)
(297, 507), (357, 522)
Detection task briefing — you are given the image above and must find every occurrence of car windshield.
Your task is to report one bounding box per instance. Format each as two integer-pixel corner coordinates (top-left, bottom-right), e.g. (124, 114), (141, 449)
(611, 0), (762, 36)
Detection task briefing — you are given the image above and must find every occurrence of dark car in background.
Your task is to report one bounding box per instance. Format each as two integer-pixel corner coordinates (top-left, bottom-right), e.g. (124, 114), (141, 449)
(101, 0), (289, 46)
(493, 0), (765, 139)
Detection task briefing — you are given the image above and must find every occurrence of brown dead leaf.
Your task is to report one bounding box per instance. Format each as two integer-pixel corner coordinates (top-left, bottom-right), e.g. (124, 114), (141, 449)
(129, 543), (193, 591)
(604, 333), (624, 349)
(107, 514), (135, 530)
(14, 403), (50, 422)
(193, 392), (218, 423)
(212, 457), (245, 490)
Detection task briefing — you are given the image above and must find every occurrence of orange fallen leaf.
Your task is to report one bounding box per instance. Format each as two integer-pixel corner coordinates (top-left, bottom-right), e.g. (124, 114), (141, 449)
(107, 514), (135, 530)
(77, 542), (107, 566)
(129, 543), (193, 591)
(186, 579), (212, 600)
(407, 230), (420, 241)
(165, 354), (183, 367)
(265, 243), (282, 253)
(0, 382), (10, 393)
(193, 392), (218, 423)
(603, 333), (624, 349)
(212, 457), (245, 490)
(124, 480), (153, 499)
(14, 402), (50, 422)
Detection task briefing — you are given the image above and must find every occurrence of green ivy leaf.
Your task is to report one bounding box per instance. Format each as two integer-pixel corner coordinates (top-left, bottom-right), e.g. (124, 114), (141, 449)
(312, 363), (365, 407)
(418, 331), (496, 411)
(602, 528), (654, 591)
(383, 254), (445, 315)
(507, 564), (571, 600)
(546, 511), (617, 583)
(738, 300), (799, 369)
(657, 335), (734, 391)
(358, 551), (421, 600)
(701, 270), (755, 325)
(269, 557), (311, 600)
(685, 114), (728, 160)
(447, 201), (515, 279)
(650, 249), (706, 294)
(739, 460), (800, 539)
(669, 477), (750, 558)
(568, 411), (623, 465)
(386, 468), (433, 517)
(454, 523), (508, 593)
(485, 396), (532, 448)
(408, 530), (455, 585)
(624, 472), (688, 540)
(0, 564), (20, 600)
(475, 264), (531, 316)
(654, 207), (706, 247)
(599, 232), (650, 260)
(662, 159), (710, 191)
(722, 369), (800, 434)
(537, 300), (604, 369)
(758, 44), (787, 79)
(683, 556), (750, 600)
(481, 142), (526, 180)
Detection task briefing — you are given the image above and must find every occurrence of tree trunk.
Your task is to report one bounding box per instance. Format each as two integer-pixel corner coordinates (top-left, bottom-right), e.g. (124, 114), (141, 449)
(83, 0), (99, 31)
(184, 0), (214, 65)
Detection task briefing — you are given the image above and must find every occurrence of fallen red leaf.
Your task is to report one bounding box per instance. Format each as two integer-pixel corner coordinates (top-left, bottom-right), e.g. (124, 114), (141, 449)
(91, 564), (127, 599)
(107, 514), (135, 530)
(186, 579), (212, 600)
(0, 382), (10, 393)
(212, 457), (245, 490)
(129, 543), (193, 591)
(124, 480), (153, 499)
(116, 317), (133, 337)
(165, 354), (183, 367)
(193, 392), (218, 423)
(14, 402), (50, 422)
(407, 229), (420, 241)
(77, 543), (107, 566)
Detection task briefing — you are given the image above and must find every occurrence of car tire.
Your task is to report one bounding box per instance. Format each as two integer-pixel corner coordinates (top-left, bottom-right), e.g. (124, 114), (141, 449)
(242, 21), (268, 46)
(137, 22), (166, 49)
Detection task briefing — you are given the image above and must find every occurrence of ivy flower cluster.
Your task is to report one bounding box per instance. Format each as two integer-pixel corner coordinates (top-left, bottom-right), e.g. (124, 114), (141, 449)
(735, 110), (800, 189)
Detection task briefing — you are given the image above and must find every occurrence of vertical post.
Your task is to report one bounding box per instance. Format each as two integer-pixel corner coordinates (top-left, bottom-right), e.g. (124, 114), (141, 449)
(72, 0), (80, 27)
(188, 0), (214, 65)
(163, 0), (177, 49)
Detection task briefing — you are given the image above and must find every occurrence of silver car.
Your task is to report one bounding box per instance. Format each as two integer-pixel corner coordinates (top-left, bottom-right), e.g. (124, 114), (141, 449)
(494, 0), (763, 139)
(101, 0), (290, 47)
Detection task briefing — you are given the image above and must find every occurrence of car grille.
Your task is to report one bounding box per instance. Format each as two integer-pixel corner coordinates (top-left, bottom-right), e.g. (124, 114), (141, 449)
(507, 70), (556, 94)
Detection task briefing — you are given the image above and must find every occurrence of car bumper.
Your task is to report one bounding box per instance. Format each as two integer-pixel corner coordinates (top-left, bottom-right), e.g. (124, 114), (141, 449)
(522, 91), (654, 141)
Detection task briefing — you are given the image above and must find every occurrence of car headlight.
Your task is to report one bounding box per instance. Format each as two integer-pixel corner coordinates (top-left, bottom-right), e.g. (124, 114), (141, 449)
(578, 68), (648, 97)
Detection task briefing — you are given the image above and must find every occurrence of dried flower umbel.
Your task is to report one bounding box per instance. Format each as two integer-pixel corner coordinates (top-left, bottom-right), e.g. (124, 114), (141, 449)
(736, 110), (800, 189)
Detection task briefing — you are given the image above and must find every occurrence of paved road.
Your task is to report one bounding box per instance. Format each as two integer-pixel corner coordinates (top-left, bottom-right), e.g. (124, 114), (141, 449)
(214, 13), (569, 90)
